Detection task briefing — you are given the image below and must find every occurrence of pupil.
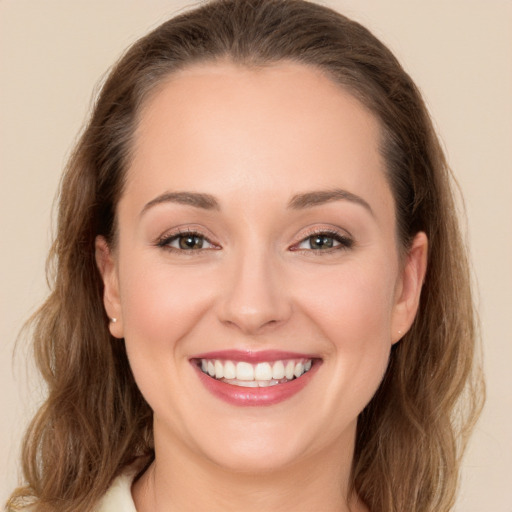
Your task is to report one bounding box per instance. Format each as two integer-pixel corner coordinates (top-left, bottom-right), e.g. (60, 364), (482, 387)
(311, 235), (333, 249)
(179, 235), (203, 250)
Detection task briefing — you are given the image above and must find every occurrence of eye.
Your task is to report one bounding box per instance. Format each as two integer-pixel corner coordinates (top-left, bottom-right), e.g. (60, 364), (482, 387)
(157, 231), (217, 251)
(294, 231), (353, 251)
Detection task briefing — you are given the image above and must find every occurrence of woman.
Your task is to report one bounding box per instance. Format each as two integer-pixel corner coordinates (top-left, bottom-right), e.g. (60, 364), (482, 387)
(7, 0), (484, 510)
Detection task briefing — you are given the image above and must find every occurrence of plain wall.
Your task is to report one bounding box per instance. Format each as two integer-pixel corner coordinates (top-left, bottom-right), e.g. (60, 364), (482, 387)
(1, 1), (511, 509)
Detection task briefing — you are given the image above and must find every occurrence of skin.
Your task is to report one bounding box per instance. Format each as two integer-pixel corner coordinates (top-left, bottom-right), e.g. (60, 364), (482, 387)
(96, 61), (427, 512)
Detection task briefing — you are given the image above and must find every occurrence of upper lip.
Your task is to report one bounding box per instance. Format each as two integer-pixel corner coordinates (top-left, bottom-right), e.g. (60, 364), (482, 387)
(190, 349), (320, 363)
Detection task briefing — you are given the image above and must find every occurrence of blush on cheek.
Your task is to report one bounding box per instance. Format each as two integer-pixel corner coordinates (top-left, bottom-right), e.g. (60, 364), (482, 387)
(120, 255), (213, 337)
(308, 274), (394, 337)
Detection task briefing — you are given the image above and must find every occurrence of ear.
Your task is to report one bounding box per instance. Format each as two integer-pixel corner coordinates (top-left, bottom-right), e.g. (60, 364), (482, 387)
(95, 236), (124, 338)
(391, 231), (428, 344)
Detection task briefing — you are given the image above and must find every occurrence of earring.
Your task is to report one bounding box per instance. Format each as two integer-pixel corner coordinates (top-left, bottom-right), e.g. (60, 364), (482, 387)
(110, 317), (117, 323)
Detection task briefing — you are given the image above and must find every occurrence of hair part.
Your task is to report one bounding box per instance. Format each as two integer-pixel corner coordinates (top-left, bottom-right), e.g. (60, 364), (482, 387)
(8, 1), (484, 511)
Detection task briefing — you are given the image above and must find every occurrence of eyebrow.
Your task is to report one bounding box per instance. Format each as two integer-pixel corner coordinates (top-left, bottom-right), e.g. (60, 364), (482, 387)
(141, 187), (373, 216)
(141, 191), (220, 216)
(287, 188), (374, 216)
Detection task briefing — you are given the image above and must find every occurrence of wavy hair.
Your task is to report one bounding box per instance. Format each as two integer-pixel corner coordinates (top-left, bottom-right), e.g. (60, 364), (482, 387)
(8, 1), (484, 510)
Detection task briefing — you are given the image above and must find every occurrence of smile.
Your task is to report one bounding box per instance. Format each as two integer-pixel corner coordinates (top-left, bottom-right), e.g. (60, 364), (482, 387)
(191, 351), (320, 406)
(199, 358), (313, 387)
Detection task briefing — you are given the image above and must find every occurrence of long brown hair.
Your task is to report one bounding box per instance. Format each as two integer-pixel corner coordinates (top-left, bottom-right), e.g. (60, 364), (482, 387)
(7, 1), (484, 511)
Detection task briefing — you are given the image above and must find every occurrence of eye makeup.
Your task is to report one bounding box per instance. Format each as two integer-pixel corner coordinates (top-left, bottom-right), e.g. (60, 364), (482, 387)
(290, 227), (354, 254)
(155, 229), (219, 254)
(154, 225), (354, 256)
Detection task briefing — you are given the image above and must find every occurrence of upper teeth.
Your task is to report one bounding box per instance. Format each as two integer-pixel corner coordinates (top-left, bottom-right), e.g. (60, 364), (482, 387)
(200, 358), (313, 382)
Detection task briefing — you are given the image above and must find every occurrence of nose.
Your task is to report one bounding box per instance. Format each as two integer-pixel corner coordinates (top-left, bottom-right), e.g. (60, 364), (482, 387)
(217, 247), (292, 336)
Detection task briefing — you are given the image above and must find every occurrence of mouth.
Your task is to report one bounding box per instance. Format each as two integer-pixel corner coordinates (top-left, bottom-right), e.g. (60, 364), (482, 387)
(197, 357), (313, 388)
(191, 351), (320, 406)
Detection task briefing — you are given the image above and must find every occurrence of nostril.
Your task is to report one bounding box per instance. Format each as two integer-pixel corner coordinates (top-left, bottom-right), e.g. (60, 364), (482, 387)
(221, 315), (283, 335)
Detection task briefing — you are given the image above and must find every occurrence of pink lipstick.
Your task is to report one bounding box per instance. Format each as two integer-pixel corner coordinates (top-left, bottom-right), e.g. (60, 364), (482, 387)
(191, 350), (321, 406)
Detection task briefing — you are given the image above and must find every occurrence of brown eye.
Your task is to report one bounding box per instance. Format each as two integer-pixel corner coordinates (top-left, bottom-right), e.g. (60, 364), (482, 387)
(178, 234), (204, 250)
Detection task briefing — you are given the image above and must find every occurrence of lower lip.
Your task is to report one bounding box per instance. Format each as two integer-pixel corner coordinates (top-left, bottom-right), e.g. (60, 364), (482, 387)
(193, 362), (320, 406)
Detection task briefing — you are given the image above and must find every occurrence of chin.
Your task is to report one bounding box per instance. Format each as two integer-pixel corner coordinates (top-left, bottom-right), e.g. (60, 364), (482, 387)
(209, 445), (306, 475)
(192, 419), (318, 475)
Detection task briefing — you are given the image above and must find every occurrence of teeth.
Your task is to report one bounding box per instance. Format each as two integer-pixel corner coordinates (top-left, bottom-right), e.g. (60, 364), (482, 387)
(199, 357), (314, 385)
(285, 361), (295, 380)
(255, 362), (272, 380)
(214, 360), (224, 379)
(272, 360), (285, 379)
(234, 379), (259, 387)
(259, 379), (280, 387)
(229, 379), (281, 388)
(224, 360), (236, 379)
(236, 362), (254, 381)
(294, 362), (304, 378)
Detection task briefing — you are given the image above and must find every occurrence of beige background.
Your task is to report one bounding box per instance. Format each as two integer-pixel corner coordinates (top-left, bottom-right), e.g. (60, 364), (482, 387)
(1, 1), (511, 509)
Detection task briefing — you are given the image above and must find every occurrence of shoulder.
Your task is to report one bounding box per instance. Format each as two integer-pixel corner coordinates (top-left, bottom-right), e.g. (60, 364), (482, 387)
(94, 470), (138, 512)
(10, 471), (138, 512)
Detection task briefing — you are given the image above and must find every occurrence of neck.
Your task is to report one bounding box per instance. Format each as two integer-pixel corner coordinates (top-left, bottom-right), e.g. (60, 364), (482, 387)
(132, 421), (367, 512)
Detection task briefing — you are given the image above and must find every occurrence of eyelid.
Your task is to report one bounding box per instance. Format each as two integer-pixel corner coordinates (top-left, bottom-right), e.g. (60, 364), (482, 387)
(154, 225), (353, 253)
(155, 227), (220, 252)
(289, 226), (354, 252)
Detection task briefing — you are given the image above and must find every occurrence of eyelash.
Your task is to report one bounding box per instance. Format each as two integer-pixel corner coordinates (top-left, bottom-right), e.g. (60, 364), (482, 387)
(156, 228), (354, 255)
(156, 230), (218, 253)
(290, 228), (354, 254)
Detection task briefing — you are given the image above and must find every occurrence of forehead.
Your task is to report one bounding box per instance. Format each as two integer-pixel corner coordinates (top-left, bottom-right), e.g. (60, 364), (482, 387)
(125, 61), (392, 219)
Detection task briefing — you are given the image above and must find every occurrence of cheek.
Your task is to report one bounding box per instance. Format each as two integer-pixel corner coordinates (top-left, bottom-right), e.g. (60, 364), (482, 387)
(117, 256), (216, 382)
(299, 258), (397, 343)
(294, 258), (397, 402)
(119, 254), (213, 334)
(116, 255), (222, 433)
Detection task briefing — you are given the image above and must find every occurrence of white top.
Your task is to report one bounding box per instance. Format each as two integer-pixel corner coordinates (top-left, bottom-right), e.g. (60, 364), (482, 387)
(95, 471), (137, 512)
(21, 471), (138, 512)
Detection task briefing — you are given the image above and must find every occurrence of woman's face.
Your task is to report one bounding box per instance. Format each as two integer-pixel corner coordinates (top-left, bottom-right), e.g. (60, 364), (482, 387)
(97, 62), (426, 472)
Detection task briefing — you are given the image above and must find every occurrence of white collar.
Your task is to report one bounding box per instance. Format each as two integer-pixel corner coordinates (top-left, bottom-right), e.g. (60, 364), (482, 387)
(95, 470), (138, 512)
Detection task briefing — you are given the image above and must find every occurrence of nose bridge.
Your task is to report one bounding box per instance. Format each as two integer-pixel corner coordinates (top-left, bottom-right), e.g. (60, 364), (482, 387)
(218, 240), (291, 334)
